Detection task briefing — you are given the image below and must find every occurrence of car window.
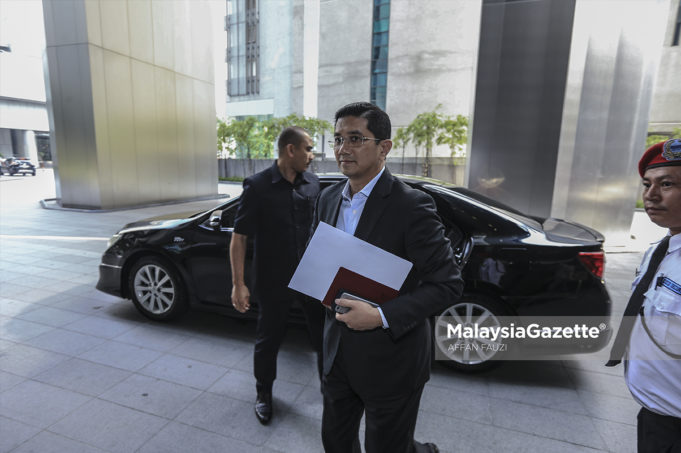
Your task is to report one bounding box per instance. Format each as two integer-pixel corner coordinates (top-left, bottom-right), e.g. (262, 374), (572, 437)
(419, 184), (535, 236)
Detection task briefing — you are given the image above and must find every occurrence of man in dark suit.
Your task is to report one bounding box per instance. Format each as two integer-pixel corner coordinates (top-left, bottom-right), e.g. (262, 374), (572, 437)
(316, 102), (464, 453)
(230, 126), (324, 424)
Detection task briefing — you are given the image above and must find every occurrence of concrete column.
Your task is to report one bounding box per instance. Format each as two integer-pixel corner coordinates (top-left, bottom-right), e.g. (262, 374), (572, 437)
(468, 0), (670, 245)
(42, 0), (218, 209)
(17, 130), (40, 164)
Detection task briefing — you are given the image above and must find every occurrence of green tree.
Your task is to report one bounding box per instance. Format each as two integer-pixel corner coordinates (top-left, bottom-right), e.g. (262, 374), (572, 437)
(221, 117), (261, 174)
(264, 114), (333, 151)
(392, 127), (410, 172)
(395, 105), (468, 177)
(217, 117), (229, 157)
(217, 114), (333, 175)
(437, 114), (468, 160)
(646, 128), (681, 147)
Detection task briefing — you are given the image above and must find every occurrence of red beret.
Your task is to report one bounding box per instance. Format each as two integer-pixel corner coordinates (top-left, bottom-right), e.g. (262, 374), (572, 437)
(639, 138), (681, 177)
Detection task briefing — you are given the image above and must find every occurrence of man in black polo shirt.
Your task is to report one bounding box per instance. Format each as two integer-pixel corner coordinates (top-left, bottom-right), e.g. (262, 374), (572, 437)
(229, 126), (324, 424)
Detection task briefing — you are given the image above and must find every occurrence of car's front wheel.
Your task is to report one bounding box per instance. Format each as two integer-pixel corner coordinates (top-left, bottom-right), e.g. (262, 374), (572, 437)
(128, 256), (187, 321)
(433, 294), (513, 372)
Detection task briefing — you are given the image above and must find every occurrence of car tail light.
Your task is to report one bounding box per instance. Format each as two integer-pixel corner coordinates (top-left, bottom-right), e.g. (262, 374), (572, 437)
(578, 251), (604, 278)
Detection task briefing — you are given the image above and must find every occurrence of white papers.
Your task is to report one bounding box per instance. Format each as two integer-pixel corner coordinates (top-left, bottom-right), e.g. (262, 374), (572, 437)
(288, 221), (413, 301)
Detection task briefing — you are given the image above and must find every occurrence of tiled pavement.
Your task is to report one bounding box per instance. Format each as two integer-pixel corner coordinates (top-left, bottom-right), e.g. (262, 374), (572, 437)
(0, 170), (655, 452)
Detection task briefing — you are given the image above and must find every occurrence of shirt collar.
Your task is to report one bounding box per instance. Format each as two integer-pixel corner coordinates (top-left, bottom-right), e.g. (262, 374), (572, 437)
(270, 160), (312, 185)
(341, 166), (385, 201)
(271, 160), (283, 183)
(668, 232), (681, 254)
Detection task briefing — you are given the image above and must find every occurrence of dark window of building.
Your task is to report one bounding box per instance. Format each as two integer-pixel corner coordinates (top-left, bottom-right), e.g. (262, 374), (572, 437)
(673, 1), (681, 46)
(370, 0), (389, 110)
(227, 0), (259, 96)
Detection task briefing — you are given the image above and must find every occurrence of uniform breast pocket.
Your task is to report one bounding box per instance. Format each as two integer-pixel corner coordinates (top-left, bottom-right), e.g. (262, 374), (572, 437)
(645, 287), (681, 352)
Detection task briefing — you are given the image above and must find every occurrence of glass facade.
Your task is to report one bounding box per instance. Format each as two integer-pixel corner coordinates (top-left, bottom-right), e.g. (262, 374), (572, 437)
(370, 0), (390, 109)
(227, 0), (259, 96)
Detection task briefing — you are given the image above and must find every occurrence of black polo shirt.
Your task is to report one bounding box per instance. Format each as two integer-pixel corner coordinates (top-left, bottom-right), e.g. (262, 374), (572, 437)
(233, 161), (320, 300)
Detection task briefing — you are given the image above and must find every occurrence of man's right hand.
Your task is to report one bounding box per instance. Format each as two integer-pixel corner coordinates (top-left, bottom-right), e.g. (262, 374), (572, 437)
(231, 284), (250, 313)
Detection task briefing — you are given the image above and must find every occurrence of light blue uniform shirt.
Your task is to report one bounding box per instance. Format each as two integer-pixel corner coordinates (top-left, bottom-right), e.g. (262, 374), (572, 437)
(625, 232), (681, 418)
(336, 167), (390, 328)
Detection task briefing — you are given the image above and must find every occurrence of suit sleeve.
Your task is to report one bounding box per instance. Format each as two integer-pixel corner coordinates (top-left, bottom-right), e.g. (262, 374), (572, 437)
(380, 191), (464, 340)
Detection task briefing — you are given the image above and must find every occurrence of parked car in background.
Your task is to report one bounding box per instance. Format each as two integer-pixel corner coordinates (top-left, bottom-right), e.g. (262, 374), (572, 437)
(0, 157), (36, 176)
(96, 175), (612, 371)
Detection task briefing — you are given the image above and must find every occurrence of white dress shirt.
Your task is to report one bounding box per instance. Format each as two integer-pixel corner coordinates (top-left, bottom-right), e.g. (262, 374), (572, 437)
(335, 167), (390, 328)
(625, 232), (681, 417)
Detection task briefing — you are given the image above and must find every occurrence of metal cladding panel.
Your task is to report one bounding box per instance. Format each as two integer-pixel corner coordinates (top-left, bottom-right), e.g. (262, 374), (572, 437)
(42, 0), (218, 209)
(131, 59), (161, 203)
(47, 43), (101, 208)
(103, 51), (139, 209)
(469, 0), (575, 217)
(470, 0), (670, 245)
(552, 0), (670, 244)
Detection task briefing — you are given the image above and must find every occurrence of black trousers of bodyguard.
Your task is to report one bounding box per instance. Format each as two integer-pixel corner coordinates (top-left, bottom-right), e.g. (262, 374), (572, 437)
(254, 295), (324, 394)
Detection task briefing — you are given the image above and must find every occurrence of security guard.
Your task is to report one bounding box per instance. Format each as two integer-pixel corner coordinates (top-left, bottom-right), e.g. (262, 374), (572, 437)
(606, 138), (681, 452)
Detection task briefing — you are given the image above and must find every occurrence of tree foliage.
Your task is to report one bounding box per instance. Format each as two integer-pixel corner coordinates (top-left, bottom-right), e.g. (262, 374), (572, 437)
(394, 105), (469, 177)
(646, 127), (681, 148)
(217, 114), (333, 161)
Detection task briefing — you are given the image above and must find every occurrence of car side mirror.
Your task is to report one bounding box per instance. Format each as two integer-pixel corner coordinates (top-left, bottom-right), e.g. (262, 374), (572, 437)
(209, 210), (223, 228)
(453, 236), (474, 267)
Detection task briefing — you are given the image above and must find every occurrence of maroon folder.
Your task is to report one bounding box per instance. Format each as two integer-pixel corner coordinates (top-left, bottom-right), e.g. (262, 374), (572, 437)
(321, 266), (400, 309)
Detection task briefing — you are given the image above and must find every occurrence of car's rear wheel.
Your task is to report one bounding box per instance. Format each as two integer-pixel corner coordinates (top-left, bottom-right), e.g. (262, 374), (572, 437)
(433, 294), (513, 372)
(129, 256), (187, 321)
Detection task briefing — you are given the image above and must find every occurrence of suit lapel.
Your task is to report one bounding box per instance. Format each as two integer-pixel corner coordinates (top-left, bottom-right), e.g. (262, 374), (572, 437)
(354, 168), (394, 242)
(321, 182), (343, 226)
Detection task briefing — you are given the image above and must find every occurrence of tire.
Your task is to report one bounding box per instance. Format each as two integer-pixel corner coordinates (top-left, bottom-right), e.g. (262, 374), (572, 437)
(31, 170), (36, 176)
(128, 256), (187, 321)
(433, 294), (513, 373)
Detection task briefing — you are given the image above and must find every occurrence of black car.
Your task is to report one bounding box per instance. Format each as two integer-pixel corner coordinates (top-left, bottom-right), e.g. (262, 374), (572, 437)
(97, 175), (612, 371)
(0, 157), (36, 176)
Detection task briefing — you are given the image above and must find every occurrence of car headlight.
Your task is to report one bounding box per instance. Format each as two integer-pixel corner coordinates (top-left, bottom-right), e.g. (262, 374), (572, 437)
(107, 233), (122, 248)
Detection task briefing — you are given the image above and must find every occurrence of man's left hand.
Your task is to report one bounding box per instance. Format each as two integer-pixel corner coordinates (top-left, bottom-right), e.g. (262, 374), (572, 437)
(335, 298), (383, 330)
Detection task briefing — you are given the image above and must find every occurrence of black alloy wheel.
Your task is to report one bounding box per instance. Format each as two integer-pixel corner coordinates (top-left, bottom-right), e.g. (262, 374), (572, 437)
(128, 256), (187, 321)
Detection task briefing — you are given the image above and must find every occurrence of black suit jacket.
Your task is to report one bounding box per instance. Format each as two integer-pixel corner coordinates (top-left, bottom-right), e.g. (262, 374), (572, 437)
(315, 168), (464, 397)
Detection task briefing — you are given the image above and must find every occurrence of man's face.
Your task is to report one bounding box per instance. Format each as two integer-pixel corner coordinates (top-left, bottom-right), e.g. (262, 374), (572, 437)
(642, 166), (681, 235)
(334, 116), (390, 184)
(291, 133), (315, 173)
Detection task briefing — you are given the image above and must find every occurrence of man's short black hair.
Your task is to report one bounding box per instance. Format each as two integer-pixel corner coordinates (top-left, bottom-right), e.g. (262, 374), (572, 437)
(277, 126), (309, 153)
(334, 102), (391, 140)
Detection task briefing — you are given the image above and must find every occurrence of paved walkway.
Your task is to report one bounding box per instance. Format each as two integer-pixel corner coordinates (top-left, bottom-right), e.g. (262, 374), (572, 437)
(0, 170), (657, 452)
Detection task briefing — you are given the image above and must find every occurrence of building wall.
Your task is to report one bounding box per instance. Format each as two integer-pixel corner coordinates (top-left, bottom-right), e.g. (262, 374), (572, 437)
(317, 0), (373, 124)
(648, 0), (681, 134)
(42, 0), (217, 209)
(226, 0), (297, 118)
(387, 0), (480, 129)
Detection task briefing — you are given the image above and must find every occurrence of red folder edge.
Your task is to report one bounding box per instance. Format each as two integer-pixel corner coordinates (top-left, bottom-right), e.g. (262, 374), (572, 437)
(321, 266), (400, 308)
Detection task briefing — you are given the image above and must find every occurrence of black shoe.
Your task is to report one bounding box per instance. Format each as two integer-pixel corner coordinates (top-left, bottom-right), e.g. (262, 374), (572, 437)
(424, 443), (439, 453)
(254, 393), (272, 425)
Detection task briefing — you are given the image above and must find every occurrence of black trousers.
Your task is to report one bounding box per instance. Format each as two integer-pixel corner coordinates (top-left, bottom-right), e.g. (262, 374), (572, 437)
(638, 407), (681, 453)
(321, 344), (431, 453)
(254, 295), (324, 394)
